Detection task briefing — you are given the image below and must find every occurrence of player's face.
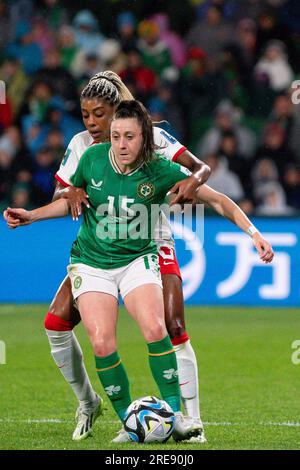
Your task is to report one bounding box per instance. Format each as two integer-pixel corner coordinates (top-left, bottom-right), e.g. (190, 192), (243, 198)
(111, 118), (143, 168)
(81, 98), (115, 143)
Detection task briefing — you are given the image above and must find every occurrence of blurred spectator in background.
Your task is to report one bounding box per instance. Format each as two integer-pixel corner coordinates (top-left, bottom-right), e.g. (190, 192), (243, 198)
(9, 0), (34, 30)
(0, 147), (13, 206)
(137, 19), (174, 79)
(71, 50), (103, 81)
(151, 13), (186, 68)
(0, 0), (13, 49)
(33, 48), (78, 114)
(0, 97), (13, 130)
(283, 163), (300, 209)
(58, 25), (80, 72)
(232, 19), (257, 88)
(46, 127), (65, 163)
(72, 9), (106, 55)
(6, 20), (43, 75)
(116, 11), (138, 51)
(178, 46), (226, 142)
(10, 182), (32, 210)
(204, 153), (245, 201)
(219, 45), (249, 110)
(31, 15), (55, 55)
(256, 181), (295, 215)
(198, 101), (256, 158)
(255, 9), (290, 57)
(186, 4), (234, 60)
(119, 47), (157, 102)
(251, 157), (295, 214)
(254, 122), (295, 177)
(194, 0), (237, 22)
(31, 145), (58, 204)
(0, 57), (30, 118)
(218, 131), (251, 195)
(234, 0), (266, 21)
(99, 38), (126, 73)
(38, 0), (68, 30)
(151, 81), (184, 140)
(0, 126), (32, 210)
(251, 157), (280, 201)
(254, 40), (294, 93)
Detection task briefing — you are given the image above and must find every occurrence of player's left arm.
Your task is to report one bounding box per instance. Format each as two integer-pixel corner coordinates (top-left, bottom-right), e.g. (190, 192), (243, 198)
(169, 150), (211, 205)
(197, 184), (274, 263)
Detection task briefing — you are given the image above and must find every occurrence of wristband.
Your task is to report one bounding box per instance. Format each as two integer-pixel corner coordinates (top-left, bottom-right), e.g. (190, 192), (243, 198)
(247, 225), (259, 237)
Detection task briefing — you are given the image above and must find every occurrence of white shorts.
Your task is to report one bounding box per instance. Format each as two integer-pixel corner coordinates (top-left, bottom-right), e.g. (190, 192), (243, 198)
(67, 254), (162, 301)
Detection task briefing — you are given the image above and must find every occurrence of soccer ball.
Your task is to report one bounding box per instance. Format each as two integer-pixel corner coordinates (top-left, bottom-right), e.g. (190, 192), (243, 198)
(123, 396), (175, 443)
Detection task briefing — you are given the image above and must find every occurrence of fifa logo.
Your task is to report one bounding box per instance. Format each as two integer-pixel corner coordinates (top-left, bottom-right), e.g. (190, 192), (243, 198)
(0, 80), (5, 104)
(0, 340), (6, 365)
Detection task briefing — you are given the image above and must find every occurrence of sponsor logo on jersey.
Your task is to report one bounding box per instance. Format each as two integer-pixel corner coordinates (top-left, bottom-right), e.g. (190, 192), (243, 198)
(91, 179), (103, 191)
(160, 130), (177, 145)
(73, 276), (82, 289)
(137, 182), (155, 198)
(105, 385), (121, 396)
(163, 368), (178, 380)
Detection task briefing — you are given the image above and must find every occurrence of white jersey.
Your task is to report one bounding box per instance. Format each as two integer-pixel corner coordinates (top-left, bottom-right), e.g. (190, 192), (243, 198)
(55, 126), (187, 245)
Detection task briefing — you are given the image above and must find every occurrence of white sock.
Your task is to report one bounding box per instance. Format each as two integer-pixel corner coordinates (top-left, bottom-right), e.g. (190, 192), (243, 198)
(46, 329), (97, 412)
(173, 340), (201, 420)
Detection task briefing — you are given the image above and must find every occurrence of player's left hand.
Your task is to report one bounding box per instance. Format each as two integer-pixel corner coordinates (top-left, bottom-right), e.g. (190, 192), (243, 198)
(168, 176), (200, 206)
(252, 232), (274, 263)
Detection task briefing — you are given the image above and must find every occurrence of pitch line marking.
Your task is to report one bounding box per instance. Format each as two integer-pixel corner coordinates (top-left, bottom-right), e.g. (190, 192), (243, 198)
(1, 419), (300, 427)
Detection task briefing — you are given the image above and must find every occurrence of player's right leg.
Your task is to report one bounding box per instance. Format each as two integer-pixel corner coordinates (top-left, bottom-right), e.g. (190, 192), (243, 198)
(44, 275), (103, 440)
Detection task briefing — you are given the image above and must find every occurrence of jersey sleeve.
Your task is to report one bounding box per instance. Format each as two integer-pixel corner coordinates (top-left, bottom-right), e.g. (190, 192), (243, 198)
(55, 135), (82, 187)
(70, 150), (88, 188)
(153, 126), (187, 162)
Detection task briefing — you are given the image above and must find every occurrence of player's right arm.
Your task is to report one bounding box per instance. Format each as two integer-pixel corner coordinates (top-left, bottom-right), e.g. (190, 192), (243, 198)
(4, 199), (70, 228)
(4, 148), (88, 229)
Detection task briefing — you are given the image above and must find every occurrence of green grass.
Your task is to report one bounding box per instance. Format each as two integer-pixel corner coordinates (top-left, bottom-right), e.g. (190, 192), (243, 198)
(0, 305), (299, 450)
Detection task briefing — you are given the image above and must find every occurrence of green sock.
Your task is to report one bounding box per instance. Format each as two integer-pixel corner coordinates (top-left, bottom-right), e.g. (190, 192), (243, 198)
(95, 351), (131, 422)
(147, 335), (181, 412)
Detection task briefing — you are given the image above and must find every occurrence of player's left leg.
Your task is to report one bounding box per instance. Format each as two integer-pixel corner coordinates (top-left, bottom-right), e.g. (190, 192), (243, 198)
(161, 272), (206, 443)
(123, 281), (202, 443)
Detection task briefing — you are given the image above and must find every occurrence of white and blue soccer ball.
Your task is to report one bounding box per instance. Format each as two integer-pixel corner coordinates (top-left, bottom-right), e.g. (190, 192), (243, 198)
(124, 396), (175, 443)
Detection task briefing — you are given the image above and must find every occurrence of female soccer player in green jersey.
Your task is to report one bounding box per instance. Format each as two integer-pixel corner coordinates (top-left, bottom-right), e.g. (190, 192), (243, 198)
(5, 100), (274, 443)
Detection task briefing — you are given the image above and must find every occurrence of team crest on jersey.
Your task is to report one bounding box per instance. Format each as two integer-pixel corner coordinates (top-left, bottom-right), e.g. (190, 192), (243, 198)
(74, 276), (82, 289)
(137, 182), (155, 198)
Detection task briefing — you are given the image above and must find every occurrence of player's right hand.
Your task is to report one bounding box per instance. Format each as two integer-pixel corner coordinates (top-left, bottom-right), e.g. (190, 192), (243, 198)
(62, 187), (90, 221)
(3, 207), (32, 229)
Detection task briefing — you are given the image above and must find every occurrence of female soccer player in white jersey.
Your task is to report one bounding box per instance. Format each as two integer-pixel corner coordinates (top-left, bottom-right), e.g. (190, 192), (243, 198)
(47, 71), (211, 442)
(5, 101), (274, 443)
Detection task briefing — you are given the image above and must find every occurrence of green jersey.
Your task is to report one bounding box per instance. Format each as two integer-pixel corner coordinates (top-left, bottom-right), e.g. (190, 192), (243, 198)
(70, 142), (189, 269)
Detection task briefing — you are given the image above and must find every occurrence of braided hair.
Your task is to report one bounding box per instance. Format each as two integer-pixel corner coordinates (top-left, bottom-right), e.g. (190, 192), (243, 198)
(81, 71), (134, 105)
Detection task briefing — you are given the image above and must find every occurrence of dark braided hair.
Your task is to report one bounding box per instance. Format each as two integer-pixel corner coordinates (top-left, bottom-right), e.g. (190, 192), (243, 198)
(81, 71), (134, 105)
(112, 100), (155, 164)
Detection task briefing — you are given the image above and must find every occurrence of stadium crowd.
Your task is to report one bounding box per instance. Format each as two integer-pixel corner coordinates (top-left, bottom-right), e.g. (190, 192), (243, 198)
(0, 0), (300, 215)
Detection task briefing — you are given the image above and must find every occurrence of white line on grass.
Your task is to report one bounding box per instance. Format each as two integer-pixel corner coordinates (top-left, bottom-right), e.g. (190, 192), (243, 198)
(1, 418), (300, 427)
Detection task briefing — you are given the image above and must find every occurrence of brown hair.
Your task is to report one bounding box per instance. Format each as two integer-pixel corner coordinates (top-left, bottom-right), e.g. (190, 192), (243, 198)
(112, 100), (155, 164)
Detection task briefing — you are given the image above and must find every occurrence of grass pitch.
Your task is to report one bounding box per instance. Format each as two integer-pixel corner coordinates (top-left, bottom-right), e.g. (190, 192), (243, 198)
(0, 305), (299, 450)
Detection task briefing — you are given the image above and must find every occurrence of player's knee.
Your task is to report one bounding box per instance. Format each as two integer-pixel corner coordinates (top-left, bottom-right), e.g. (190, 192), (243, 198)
(92, 337), (116, 357)
(145, 322), (168, 343)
